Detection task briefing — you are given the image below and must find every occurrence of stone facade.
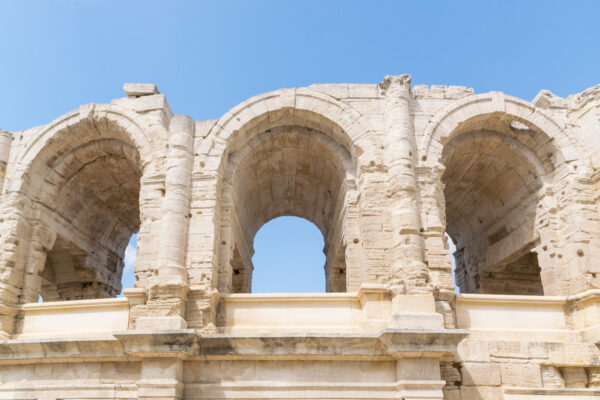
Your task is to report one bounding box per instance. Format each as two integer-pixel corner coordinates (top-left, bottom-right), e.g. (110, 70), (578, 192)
(0, 76), (599, 399)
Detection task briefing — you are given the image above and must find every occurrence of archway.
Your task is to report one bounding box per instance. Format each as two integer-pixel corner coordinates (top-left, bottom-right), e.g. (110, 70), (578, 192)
(200, 88), (380, 295)
(418, 93), (596, 296)
(442, 130), (546, 295)
(219, 124), (356, 294)
(16, 115), (145, 302)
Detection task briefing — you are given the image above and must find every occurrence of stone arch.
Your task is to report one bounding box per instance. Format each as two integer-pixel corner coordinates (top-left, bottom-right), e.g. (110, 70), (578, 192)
(1, 104), (166, 303)
(13, 103), (161, 187)
(421, 92), (597, 296)
(420, 92), (583, 170)
(200, 87), (381, 172)
(203, 88), (378, 294)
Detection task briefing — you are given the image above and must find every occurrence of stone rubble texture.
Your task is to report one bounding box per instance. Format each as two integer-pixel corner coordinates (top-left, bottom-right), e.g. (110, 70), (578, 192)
(0, 75), (599, 399)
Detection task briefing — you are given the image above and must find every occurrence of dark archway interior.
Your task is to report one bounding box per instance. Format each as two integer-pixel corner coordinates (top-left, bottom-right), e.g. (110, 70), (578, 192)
(25, 123), (142, 302)
(443, 130), (544, 295)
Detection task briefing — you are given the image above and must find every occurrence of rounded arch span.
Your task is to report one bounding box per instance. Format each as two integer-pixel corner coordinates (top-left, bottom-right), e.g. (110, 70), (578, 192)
(12, 103), (164, 191)
(6, 103), (166, 302)
(227, 125), (355, 242)
(211, 88), (373, 295)
(423, 92), (597, 296)
(441, 130), (550, 185)
(201, 87), (381, 174)
(420, 92), (584, 172)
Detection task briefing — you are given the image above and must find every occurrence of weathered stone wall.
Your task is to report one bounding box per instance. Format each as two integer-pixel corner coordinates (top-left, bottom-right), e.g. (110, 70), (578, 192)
(0, 77), (599, 399)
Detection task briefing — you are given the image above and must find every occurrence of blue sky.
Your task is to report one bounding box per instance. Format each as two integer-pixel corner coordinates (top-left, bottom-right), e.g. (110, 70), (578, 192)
(1, 1), (599, 294)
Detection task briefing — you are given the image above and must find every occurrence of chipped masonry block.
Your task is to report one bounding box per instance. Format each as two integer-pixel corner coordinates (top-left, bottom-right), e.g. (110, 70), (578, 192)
(123, 83), (159, 97)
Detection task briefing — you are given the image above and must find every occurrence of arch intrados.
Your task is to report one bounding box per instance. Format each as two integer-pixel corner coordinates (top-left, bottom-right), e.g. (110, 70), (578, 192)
(52, 161), (141, 234)
(226, 126), (354, 240)
(232, 109), (354, 150)
(51, 139), (140, 179)
(15, 104), (158, 194)
(442, 130), (550, 186)
(421, 93), (576, 170)
(225, 125), (355, 183)
(442, 131), (548, 247)
(24, 138), (142, 206)
(229, 187), (343, 242)
(204, 88), (380, 175)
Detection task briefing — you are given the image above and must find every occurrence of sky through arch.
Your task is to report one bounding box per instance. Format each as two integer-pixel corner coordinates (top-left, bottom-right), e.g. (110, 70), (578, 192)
(252, 216), (326, 293)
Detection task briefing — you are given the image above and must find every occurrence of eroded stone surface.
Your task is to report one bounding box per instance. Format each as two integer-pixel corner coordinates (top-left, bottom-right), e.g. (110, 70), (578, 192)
(0, 77), (599, 399)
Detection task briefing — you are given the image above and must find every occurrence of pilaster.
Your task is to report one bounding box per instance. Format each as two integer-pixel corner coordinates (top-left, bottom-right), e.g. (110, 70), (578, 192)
(381, 74), (434, 327)
(139, 115), (195, 329)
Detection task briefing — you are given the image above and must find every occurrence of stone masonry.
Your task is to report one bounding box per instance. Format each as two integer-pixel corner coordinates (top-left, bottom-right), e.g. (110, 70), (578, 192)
(0, 77), (599, 399)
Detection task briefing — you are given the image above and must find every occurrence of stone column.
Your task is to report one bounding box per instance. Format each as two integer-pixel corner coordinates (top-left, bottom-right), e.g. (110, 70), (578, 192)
(140, 115), (194, 330)
(381, 75), (440, 329)
(159, 115), (195, 282)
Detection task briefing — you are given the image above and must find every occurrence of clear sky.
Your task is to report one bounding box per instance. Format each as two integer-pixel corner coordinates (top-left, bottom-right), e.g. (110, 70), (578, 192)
(2, 1), (599, 294)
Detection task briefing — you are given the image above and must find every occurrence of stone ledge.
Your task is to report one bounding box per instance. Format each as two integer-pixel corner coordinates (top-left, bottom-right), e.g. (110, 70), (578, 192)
(19, 297), (129, 311)
(0, 336), (125, 362)
(504, 386), (600, 396)
(0, 328), (468, 362)
(118, 329), (467, 358)
(379, 328), (469, 357)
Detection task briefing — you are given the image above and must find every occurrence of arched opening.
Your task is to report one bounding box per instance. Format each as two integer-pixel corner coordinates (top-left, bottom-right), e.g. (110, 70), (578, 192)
(22, 122), (142, 302)
(442, 124), (548, 296)
(220, 122), (356, 294)
(251, 217), (326, 293)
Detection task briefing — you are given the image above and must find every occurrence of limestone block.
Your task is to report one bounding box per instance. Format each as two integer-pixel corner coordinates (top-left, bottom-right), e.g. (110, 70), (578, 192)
(443, 388), (460, 400)
(527, 342), (550, 360)
(136, 316), (188, 330)
(348, 84), (378, 98)
(99, 361), (141, 382)
(588, 367), (600, 388)
(308, 83), (350, 99)
(562, 367), (588, 388)
(489, 341), (527, 359)
(123, 83), (158, 96)
(541, 365), (565, 388)
(500, 363), (542, 387)
(396, 357), (441, 381)
(457, 340), (491, 362)
(549, 343), (600, 365)
(460, 385), (503, 400)
(461, 362), (501, 386)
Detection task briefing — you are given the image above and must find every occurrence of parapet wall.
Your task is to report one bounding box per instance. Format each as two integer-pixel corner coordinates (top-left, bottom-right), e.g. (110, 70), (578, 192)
(0, 77), (599, 399)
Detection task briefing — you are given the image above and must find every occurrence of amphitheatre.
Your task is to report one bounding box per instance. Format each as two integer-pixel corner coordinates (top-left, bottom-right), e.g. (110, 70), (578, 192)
(0, 75), (599, 399)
